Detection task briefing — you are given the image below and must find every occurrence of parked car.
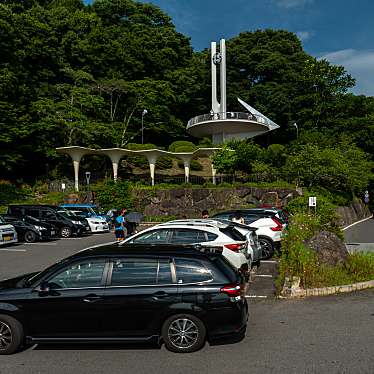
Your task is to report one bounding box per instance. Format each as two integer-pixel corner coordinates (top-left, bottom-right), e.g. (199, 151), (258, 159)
(0, 243), (248, 354)
(68, 210), (110, 233)
(161, 219), (262, 267)
(120, 219), (251, 273)
(59, 204), (111, 224)
(211, 210), (285, 259)
(1, 215), (58, 243)
(244, 208), (289, 227)
(0, 216), (17, 246)
(7, 205), (89, 238)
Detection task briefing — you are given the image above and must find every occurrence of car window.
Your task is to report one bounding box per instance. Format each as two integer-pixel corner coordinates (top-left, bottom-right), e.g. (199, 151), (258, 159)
(47, 260), (106, 289)
(131, 229), (170, 243)
(174, 258), (212, 284)
(212, 213), (231, 220)
(110, 258), (172, 286)
(41, 210), (56, 219)
(219, 227), (246, 241)
(206, 232), (218, 241)
(26, 209), (41, 218)
(170, 229), (209, 243)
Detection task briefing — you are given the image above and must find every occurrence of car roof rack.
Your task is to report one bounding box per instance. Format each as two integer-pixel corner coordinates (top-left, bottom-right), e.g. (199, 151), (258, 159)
(157, 219), (229, 228)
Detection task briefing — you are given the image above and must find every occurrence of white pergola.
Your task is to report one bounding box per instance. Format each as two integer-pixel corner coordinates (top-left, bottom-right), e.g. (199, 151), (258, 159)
(56, 146), (220, 191)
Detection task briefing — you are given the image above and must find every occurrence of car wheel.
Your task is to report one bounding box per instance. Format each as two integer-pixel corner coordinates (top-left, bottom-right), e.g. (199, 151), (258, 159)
(0, 314), (24, 355)
(24, 231), (37, 243)
(162, 314), (206, 353)
(259, 237), (274, 259)
(59, 226), (72, 238)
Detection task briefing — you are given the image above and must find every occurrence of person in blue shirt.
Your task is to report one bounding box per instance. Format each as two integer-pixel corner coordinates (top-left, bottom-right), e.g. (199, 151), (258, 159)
(114, 209), (127, 242)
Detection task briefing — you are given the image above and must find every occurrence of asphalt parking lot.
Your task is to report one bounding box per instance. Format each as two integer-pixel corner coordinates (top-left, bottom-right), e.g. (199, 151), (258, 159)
(1, 234), (374, 374)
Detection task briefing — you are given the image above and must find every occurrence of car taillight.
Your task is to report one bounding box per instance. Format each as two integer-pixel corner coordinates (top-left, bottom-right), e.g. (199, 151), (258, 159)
(271, 217), (283, 231)
(220, 284), (241, 298)
(224, 243), (244, 252)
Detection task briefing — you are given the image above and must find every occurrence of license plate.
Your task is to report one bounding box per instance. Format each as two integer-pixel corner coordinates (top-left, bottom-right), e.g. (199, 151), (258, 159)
(51, 230), (55, 235)
(3, 235), (13, 241)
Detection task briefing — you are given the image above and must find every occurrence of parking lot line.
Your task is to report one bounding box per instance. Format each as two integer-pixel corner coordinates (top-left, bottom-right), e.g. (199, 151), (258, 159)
(0, 248), (27, 252)
(23, 242), (58, 246)
(246, 295), (268, 299)
(255, 274), (273, 278)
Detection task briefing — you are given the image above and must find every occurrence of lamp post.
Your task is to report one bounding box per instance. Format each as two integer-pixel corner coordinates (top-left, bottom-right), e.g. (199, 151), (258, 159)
(292, 122), (299, 139)
(85, 171), (91, 193)
(141, 109), (148, 144)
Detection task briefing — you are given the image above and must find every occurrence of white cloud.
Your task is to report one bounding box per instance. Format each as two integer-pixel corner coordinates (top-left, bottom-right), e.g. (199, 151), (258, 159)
(296, 31), (312, 41)
(321, 49), (374, 96)
(275, 0), (313, 8)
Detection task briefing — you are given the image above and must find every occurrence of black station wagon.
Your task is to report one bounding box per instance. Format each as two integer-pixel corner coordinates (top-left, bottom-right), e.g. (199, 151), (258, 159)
(0, 243), (248, 354)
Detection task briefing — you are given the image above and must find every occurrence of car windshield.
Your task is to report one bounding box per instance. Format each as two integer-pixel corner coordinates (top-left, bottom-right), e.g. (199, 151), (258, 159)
(72, 211), (86, 218)
(57, 210), (75, 217)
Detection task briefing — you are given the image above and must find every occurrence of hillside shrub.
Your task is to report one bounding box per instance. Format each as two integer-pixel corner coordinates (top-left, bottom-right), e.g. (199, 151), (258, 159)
(92, 180), (133, 211)
(156, 156), (174, 169)
(177, 159), (203, 171)
(169, 141), (197, 152)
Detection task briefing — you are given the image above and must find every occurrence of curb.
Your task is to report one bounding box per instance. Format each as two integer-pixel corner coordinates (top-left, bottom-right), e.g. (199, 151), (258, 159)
(342, 215), (373, 231)
(281, 279), (374, 298)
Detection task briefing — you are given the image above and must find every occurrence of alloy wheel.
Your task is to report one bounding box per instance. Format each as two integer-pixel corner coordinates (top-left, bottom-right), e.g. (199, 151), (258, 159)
(24, 231), (36, 243)
(259, 238), (273, 259)
(168, 318), (199, 349)
(0, 321), (12, 351)
(60, 227), (72, 238)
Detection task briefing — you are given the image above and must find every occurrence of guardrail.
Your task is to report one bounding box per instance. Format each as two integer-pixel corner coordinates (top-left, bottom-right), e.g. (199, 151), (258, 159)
(187, 112), (272, 128)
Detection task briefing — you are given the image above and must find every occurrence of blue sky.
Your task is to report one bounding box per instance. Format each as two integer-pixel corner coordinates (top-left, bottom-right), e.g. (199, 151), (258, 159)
(85, 0), (374, 96)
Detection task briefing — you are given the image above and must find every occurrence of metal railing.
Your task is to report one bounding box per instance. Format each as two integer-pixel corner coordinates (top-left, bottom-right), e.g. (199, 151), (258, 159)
(187, 112), (271, 128)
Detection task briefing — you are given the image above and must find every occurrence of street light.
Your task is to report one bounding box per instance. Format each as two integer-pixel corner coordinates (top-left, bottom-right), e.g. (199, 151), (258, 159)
(85, 171), (91, 193)
(292, 122), (299, 139)
(141, 109), (148, 144)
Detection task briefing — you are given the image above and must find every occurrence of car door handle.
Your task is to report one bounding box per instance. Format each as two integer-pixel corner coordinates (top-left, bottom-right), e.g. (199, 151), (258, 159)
(83, 294), (102, 303)
(152, 291), (169, 299)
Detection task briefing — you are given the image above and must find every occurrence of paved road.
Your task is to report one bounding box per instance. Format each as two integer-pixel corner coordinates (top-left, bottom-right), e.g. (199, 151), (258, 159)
(344, 217), (374, 252)
(1, 290), (374, 374)
(0, 233), (115, 281)
(1, 235), (374, 373)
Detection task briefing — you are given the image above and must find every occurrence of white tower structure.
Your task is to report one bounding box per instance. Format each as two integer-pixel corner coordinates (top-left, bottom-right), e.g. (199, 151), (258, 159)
(187, 39), (279, 145)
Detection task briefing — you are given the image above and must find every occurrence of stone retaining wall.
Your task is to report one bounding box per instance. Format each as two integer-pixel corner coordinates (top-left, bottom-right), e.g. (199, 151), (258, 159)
(336, 199), (371, 227)
(132, 187), (301, 218)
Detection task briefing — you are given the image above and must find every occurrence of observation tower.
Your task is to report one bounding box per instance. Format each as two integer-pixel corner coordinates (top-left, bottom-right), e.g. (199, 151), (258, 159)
(186, 39), (279, 145)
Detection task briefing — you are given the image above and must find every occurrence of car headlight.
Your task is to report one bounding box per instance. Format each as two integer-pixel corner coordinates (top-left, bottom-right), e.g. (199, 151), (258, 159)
(72, 220), (81, 225)
(34, 225), (47, 231)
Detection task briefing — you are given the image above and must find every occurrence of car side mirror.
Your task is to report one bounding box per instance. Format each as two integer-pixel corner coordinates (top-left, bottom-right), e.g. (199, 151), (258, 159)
(34, 281), (50, 295)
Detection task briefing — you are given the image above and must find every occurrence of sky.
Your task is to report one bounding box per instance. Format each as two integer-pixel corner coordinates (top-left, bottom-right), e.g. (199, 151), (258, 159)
(85, 0), (374, 96)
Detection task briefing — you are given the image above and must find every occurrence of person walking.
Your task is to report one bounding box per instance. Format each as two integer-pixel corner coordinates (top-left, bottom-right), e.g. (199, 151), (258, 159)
(114, 209), (127, 242)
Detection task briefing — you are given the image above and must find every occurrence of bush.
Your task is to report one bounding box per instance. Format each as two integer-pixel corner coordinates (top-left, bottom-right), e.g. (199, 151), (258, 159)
(169, 141), (197, 152)
(286, 192), (342, 238)
(92, 180), (133, 211)
(177, 159), (203, 171)
(277, 213), (320, 288)
(156, 156), (174, 169)
(126, 143), (159, 150)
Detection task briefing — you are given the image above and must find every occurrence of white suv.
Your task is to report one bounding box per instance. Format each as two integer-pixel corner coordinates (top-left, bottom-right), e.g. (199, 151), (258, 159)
(120, 220), (250, 272)
(212, 210), (285, 259)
